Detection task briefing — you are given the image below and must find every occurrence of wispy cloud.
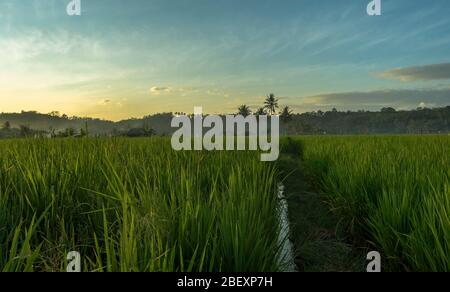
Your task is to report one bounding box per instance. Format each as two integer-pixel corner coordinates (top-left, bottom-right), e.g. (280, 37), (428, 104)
(149, 86), (171, 95)
(1, 0), (450, 120)
(98, 99), (111, 105)
(0, 29), (106, 63)
(377, 63), (450, 81)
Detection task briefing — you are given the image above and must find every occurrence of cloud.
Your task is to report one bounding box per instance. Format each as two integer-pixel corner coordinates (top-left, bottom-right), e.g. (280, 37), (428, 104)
(96, 99), (125, 109)
(149, 86), (171, 95)
(99, 99), (111, 104)
(148, 85), (231, 98)
(290, 87), (450, 111)
(418, 101), (436, 108)
(0, 29), (106, 64)
(378, 63), (450, 81)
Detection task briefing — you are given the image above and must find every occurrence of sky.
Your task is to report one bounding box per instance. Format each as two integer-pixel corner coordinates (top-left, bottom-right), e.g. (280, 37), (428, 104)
(0, 0), (450, 121)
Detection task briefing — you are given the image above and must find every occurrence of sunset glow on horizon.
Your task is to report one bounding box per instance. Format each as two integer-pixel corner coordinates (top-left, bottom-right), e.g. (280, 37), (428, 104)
(1, 0), (450, 121)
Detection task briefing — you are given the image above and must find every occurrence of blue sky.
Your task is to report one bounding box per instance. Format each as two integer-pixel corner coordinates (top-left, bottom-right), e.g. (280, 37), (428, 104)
(0, 0), (449, 120)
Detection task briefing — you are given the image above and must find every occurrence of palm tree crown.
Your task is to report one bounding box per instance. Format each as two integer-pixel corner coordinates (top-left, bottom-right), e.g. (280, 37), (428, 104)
(255, 107), (266, 116)
(237, 105), (251, 117)
(264, 93), (279, 115)
(280, 106), (293, 122)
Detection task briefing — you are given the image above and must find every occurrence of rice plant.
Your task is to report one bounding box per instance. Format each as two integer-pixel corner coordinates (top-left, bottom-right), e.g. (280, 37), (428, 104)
(299, 135), (450, 271)
(0, 138), (281, 272)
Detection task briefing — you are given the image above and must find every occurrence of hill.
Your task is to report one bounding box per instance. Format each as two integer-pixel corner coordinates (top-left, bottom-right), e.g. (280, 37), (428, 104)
(0, 106), (449, 137)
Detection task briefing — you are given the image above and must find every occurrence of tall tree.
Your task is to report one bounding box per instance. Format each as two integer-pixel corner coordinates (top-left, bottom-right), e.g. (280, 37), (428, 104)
(280, 106), (293, 122)
(264, 93), (279, 115)
(255, 107), (266, 116)
(381, 107), (396, 113)
(237, 105), (251, 117)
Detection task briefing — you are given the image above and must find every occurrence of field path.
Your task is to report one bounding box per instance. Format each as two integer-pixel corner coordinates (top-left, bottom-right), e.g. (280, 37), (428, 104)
(280, 155), (366, 272)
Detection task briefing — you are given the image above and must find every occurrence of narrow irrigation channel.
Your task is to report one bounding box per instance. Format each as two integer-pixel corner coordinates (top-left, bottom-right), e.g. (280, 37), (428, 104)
(277, 183), (297, 272)
(278, 138), (366, 272)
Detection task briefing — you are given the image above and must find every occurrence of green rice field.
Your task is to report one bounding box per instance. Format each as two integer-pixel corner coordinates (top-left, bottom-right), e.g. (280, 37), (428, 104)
(0, 138), (281, 272)
(299, 135), (450, 272)
(0, 135), (449, 272)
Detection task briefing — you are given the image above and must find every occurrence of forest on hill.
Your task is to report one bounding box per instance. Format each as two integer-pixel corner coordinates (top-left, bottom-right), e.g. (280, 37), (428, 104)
(0, 106), (449, 138)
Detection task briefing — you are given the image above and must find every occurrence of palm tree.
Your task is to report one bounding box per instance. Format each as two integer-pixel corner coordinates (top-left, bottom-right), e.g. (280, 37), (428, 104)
(255, 107), (266, 116)
(264, 93), (279, 115)
(280, 106), (293, 122)
(237, 105), (251, 117)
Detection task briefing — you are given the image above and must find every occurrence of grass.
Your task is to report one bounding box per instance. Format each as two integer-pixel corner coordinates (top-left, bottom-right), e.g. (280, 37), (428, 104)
(297, 135), (450, 272)
(2, 135), (447, 272)
(277, 153), (365, 271)
(0, 138), (282, 272)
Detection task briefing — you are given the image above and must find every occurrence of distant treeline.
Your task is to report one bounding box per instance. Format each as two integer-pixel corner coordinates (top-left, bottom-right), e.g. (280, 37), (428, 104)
(284, 106), (450, 135)
(0, 106), (449, 138)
